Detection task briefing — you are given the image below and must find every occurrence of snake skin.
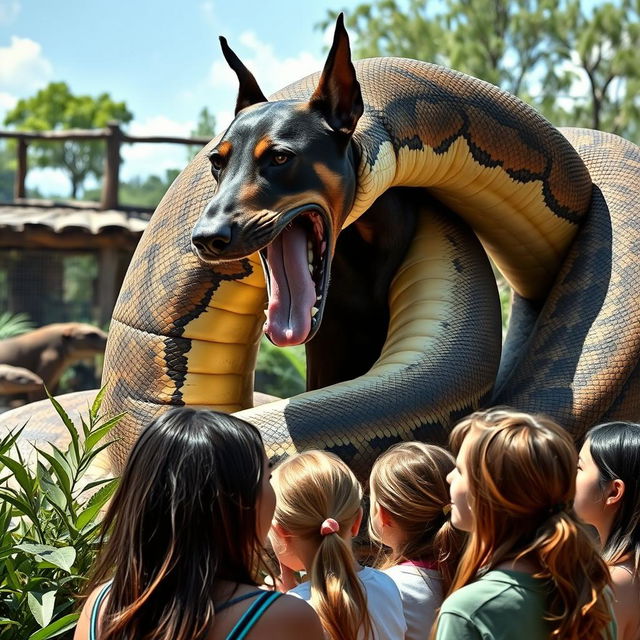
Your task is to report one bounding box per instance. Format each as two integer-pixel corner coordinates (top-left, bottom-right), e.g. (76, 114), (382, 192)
(102, 58), (639, 476)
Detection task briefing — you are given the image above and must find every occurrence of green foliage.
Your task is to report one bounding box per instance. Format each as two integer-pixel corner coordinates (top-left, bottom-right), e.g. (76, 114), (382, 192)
(0, 388), (123, 639)
(0, 142), (15, 202)
(255, 337), (306, 398)
(323, 0), (640, 142)
(83, 168), (180, 209)
(3, 82), (133, 198)
(0, 312), (34, 339)
(187, 107), (217, 161)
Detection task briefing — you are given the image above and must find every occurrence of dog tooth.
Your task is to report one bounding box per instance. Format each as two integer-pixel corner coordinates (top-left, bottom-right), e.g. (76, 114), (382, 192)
(311, 307), (319, 317)
(308, 263), (314, 275)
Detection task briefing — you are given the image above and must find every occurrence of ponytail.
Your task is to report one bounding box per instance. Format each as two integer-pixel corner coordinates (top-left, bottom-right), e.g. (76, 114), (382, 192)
(523, 510), (613, 640)
(432, 518), (465, 594)
(272, 451), (373, 640)
(310, 531), (371, 640)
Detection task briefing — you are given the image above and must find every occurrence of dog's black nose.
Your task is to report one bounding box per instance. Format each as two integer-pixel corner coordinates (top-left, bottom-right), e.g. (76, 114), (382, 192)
(192, 223), (233, 259)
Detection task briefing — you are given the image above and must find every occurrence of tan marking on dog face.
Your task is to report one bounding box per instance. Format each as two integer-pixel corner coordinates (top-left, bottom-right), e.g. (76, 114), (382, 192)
(313, 162), (348, 225)
(238, 181), (262, 204)
(253, 137), (272, 159)
(313, 162), (346, 235)
(217, 141), (233, 158)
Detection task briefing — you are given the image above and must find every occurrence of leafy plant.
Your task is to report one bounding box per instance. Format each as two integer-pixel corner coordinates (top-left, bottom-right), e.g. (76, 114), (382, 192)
(0, 388), (123, 639)
(0, 312), (34, 340)
(255, 337), (306, 398)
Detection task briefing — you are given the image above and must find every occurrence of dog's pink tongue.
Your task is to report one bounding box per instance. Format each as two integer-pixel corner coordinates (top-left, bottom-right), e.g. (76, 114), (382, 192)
(265, 224), (316, 346)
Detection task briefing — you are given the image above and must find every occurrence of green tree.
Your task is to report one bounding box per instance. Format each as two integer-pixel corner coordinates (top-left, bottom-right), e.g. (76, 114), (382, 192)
(3, 82), (133, 198)
(544, 0), (640, 137)
(83, 169), (180, 209)
(187, 106), (217, 160)
(323, 0), (640, 142)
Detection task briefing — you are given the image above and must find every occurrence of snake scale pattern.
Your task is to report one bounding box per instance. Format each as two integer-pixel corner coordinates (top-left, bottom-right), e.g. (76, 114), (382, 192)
(101, 45), (640, 478)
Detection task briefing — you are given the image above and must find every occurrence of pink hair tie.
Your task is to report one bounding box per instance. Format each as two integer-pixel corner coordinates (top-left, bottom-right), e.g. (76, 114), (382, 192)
(320, 518), (340, 536)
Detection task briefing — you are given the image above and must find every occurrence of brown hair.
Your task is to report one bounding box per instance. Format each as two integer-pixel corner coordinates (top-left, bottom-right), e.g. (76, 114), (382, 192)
(369, 442), (466, 593)
(446, 408), (613, 640)
(84, 407), (273, 640)
(271, 450), (371, 640)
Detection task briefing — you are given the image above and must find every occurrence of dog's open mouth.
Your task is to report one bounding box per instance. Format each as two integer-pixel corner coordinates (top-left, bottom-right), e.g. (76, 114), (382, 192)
(259, 205), (330, 347)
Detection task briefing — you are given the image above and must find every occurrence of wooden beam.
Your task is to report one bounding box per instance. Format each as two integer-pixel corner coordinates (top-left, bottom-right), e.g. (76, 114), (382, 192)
(0, 228), (140, 251)
(0, 128), (211, 146)
(14, 139), (27, 199)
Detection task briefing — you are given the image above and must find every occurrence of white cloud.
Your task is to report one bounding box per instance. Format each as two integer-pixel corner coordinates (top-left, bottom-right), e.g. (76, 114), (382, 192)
(0, 91), (17, 112)
(120, 115), (198, 179)
(0, 1), (20, 25)
(0, 36), (53, 94)
(209, 30), (323, 97)
(200, 0), (215, 25)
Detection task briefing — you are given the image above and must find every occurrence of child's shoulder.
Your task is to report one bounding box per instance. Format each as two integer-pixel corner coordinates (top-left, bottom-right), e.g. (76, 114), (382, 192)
(258, 592), (325, 639)
(442, 571), (546, 619)
(359, 566), (403, 600)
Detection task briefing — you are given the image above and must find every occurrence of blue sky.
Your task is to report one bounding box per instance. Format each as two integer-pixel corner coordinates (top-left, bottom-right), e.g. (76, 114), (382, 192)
(0, 0), (361, 193)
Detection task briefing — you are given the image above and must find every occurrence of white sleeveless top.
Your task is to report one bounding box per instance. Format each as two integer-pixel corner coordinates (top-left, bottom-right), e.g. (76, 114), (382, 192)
(384, 564), (444, 640)
(289, 566), (406, 639)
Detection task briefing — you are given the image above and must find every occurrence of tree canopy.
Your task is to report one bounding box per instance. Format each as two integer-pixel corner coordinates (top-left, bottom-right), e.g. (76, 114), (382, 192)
(3, 82), (133, 198)
(323, 0), (640, 141)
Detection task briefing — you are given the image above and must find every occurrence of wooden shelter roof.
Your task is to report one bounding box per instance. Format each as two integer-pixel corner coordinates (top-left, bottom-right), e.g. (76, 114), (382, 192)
(0, 199), (151, 250)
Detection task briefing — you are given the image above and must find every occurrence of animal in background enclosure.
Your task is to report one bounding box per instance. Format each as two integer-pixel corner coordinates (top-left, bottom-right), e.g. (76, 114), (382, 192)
(0, 364), (43, 395)
(0, 323), (107, 401)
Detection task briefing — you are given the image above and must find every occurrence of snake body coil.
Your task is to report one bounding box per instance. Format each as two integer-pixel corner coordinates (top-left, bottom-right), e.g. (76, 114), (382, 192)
(102, 25), (640, 476)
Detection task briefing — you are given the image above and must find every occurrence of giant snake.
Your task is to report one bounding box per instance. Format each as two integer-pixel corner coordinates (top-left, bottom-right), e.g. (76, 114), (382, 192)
(99, 19), (640, 477)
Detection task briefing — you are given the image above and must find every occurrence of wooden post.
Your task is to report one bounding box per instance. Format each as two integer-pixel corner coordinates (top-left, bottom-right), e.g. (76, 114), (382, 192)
(100, 122), (121, 210)
(14, 138), (27, 199)
(97, 247), (119, 326)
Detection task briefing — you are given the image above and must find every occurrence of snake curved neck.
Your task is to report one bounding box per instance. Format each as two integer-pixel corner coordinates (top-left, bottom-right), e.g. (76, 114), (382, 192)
(343, 58), (592, 300)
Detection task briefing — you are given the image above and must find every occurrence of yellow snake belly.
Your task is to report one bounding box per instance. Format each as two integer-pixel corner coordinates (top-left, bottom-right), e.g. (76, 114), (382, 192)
(102, 57), (638, 474)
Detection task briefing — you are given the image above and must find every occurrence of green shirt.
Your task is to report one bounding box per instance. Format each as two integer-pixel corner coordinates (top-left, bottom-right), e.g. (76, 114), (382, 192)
(435, 570), (615, 640)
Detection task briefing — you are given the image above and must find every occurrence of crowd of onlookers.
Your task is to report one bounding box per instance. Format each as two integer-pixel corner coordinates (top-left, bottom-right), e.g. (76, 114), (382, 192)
(72, 406), (640, 640)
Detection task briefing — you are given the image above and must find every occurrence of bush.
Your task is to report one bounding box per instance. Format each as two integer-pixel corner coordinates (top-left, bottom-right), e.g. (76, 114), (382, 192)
(0, 388), (123, 639)
(255, 337), (306, 398)
(0, 312), (34, 340)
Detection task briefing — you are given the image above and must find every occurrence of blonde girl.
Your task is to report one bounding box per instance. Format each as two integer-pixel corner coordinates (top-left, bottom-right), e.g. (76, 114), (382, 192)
(270, 450), (406, 640)
(575, 421), (640, 640)
(435, 408), (615, 640)
(369, 442), (466, 640)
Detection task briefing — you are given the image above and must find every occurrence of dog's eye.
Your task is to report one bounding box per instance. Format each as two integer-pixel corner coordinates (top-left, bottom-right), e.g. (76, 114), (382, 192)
(271, 152), (291, 166)
(209, 153), (224, 172)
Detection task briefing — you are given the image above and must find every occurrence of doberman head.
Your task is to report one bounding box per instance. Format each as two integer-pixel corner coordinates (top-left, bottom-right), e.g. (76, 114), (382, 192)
(191, 15), (363, 348)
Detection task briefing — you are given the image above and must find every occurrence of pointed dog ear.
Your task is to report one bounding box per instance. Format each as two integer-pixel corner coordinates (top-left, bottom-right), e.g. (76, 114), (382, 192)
(219, 36), (268, 115)
(310, 13), (363, 137)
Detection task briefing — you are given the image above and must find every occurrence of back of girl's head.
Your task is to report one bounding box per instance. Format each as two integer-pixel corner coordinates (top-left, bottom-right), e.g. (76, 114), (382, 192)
(272, 450), (369, 640)
(586, 421), (640, 571)
(89, 407), (269, 640)
(369, 442), (466, 592)
(448, 408), (613, 640)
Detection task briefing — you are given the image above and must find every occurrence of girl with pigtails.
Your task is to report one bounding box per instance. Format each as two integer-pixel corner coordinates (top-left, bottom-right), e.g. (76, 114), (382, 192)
(369, 443), (466, 640)
(270, 450), (406, 640)
(434, 408), (616, 640)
